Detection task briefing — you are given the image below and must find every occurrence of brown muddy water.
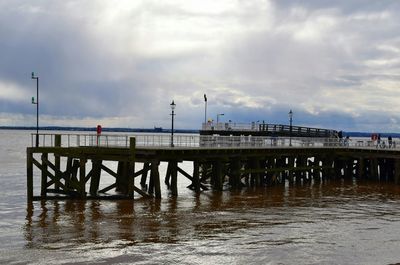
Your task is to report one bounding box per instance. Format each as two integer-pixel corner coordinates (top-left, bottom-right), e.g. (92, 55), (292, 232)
(1, 130), (400, 265)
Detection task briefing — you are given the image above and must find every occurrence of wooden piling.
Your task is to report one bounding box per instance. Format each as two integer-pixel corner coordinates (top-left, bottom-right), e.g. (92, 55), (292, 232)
(41, 153), (48, 197)
(370, 158), (379, 180)
(394, 159), (400, 184)
(192, 161), (201, 193)
(230, 159), (241, 189)
(54, 135), (61, 191)
(89, 160), (102, 196)
(128, 137), (136, 199)
(357, 158), (365, 179)
(170, 161), (178, 196)
(151, 160), (161, 199)
(79, 158), (87, 198)
(27, 149), (33, 202)
(213, 160), (223, 190)
(140, 162), (150, 187)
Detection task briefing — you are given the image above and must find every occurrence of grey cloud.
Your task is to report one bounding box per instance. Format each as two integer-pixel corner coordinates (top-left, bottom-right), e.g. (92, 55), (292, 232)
(1, 0), (400, 132)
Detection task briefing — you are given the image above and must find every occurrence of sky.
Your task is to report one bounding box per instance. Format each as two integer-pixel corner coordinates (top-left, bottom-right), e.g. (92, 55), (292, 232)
(1, 0), (400, 132)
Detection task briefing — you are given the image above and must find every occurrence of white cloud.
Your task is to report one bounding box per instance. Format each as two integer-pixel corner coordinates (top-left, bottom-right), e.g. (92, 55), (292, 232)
(0, 81), (29, 102)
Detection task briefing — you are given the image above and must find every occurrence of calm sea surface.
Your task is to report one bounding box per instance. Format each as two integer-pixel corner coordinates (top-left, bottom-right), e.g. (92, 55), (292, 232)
(1, 130), (400, 265)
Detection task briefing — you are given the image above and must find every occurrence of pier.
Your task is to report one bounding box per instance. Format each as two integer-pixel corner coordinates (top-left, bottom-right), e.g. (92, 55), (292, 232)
(27, 133), (400, 201)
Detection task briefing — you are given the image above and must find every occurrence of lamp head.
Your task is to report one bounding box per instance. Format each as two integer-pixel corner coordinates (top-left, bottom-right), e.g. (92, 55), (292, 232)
(170, 100), (176, 110)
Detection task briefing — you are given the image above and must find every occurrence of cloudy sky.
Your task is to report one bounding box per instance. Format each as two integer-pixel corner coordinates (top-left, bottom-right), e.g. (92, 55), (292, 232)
(1, 0), (400, 132)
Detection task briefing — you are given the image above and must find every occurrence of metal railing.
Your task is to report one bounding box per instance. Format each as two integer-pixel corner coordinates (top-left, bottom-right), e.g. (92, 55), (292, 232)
(31, 133), (399, 150)
(201, 122), (338, 137)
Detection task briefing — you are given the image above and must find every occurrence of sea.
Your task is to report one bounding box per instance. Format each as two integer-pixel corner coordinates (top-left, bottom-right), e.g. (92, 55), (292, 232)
(1, 129), (400, 265)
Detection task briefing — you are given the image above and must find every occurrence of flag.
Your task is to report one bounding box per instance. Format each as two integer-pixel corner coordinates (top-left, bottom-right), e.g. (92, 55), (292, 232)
(204, 94), (207, 102)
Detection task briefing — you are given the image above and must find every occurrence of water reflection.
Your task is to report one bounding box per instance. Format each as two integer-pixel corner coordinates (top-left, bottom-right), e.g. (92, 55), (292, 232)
(24, 179), (400, 249)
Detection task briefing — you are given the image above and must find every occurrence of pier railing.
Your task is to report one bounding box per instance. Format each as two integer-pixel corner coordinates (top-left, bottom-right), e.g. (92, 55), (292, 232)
(31, 133), (398, 150)
(201, 122), (338, 137)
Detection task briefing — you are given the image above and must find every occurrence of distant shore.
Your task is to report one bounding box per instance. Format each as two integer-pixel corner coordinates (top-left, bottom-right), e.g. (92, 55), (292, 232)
(1, 126), (400, 138)
(0, 126), (199, 134)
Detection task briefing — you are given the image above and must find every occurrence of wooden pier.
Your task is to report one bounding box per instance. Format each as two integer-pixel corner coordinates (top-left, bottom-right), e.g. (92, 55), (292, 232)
(27, 134), (400, 201)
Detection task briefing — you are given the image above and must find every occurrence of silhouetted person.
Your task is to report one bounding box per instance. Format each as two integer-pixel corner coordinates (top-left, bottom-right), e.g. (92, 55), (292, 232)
(344, 136), (350, 146)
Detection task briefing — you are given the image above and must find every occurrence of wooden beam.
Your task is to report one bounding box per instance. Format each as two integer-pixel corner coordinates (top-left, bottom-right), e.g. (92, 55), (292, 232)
(99, 183), (117, 193)
(133, 186), (152, 198)
(177, 166), (208, 190)
(101, 164), (119, 179)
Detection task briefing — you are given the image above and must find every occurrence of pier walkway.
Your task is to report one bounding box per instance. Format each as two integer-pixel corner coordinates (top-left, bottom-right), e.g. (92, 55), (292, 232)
(27, 133), (400, 201)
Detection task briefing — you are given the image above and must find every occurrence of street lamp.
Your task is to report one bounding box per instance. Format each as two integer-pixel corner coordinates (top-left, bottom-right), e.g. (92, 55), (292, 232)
(217, 113), (224, 124)
(289, 109), (293, 146)
(204, 94), (207, 126)
(31, 72), (39, 147)
(170, 100), (176, 147)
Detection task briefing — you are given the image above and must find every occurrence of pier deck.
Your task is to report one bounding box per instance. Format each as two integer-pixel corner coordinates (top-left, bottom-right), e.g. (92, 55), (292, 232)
(27, 134), (400, 201)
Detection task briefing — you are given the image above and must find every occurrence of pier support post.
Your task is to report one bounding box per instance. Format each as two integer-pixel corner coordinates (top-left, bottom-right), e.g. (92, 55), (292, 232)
(54, 135), (61, 191)
(41, 153), (48, 198)
(313, 157), (321, 183)
(170, 161), (178, 196)
(213, 160), (223, 190)
(140, 162), (150, 188)
(358, 158), (365, 180)
(250, 158), (261, 186)
(265, 157), (273, 186)
(370, 158), (379, 180)
(387, 159), (394, 182)
(192, 161), (201, 193)
(89, 160), (102, 196)
(230, 159), (242, 189)
(27, 149), (33, 201)
(288, 156), (295, 184)
(150, 160), (161, 199)
(344, 158), (354, 179)
(79, 158), (87, 198)
(394, 160), (400, 184)
(165, 162), (172, 187)
(128, 137), (136, 198)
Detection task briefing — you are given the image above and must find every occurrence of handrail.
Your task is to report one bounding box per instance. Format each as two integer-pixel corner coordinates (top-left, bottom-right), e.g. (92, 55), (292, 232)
(30, 133), (398, 150)
(201, 122), (337, 137)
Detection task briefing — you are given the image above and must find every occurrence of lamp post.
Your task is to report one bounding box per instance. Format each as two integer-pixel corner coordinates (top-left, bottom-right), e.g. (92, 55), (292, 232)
(31, 72), (39, 147)
(289, 109), (293, 147)
(204, 94), (207, 127)
(217, 113), (224, 124)
(170, 100), (176, 147)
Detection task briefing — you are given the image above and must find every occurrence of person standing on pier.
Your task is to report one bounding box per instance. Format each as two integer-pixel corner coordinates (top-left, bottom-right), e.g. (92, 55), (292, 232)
(377, 134), (381, 148)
